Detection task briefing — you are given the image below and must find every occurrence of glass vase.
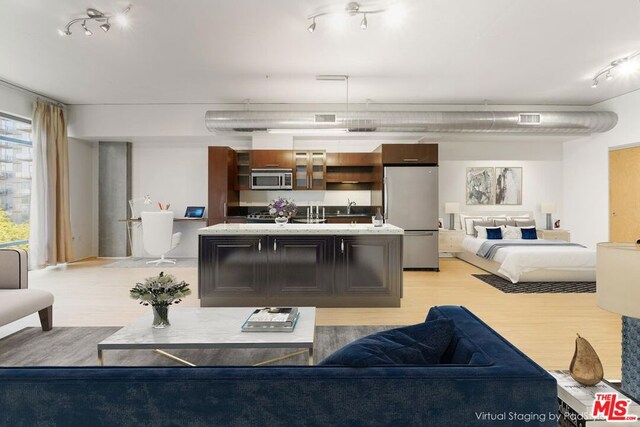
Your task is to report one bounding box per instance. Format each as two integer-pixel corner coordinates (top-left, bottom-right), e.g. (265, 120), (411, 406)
(275, 216), (288, 225)
(152, 304), (170, 328)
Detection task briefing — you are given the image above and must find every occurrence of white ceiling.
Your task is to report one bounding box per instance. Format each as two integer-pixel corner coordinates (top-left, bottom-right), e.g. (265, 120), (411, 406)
(2, 0), (640, 106)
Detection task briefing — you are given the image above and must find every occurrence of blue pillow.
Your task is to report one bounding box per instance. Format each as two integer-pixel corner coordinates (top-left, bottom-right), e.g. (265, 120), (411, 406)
(318, 319), (454, 367)
(486, 227), (502, 240)
(521, 227), (537, 240)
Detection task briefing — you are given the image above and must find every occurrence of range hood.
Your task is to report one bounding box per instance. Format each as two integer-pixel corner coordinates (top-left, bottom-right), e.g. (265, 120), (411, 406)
(205, 110), (618, 134)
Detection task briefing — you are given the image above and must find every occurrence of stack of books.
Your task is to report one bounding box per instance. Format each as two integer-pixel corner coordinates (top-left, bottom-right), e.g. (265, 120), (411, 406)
(241, 307), (299, 332)
(549, 370), (640, 426)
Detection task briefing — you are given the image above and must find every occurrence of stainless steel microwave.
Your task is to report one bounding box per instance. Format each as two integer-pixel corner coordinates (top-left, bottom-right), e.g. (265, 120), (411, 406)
(251, 169), (293, 190)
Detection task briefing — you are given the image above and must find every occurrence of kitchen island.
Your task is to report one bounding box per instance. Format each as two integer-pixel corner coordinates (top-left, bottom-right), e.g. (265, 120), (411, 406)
(198, 223), (403, 307)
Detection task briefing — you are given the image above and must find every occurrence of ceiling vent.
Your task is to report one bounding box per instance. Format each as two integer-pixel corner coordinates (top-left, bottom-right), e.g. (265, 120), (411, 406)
(518, 113), (542, 125)
(205, 110), (618, 134)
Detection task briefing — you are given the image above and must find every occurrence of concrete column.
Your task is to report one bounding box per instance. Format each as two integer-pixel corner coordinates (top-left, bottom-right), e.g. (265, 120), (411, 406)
(98, 141), (131, 257)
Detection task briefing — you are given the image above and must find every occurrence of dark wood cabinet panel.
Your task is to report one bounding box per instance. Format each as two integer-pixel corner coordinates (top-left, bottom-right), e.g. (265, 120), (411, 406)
(208, 147), (239, 226)
(336, 236), (402, 298)
(199, 234), (401, 307)
(235, 151), (251, 190)
(380, 144), (438, 165)
(199, 236), (265, 298)
(267, 236), (334, 295)
(251, 150), (294, 169)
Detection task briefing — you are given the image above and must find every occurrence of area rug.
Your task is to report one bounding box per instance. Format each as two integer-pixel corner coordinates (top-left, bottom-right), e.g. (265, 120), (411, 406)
(0, 325), (395, 367)
(472, 274), (596, 294)
(104, 258), (198, 268)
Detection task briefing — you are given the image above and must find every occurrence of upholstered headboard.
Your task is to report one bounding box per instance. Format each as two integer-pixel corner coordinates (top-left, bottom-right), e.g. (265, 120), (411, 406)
(459, 211), (534, 235)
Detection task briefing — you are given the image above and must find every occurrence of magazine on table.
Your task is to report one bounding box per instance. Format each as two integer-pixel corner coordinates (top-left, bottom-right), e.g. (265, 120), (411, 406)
(241, 307), (299, 332)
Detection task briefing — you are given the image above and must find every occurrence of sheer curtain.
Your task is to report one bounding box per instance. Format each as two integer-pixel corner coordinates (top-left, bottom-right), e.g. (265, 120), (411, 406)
(29, 100), (74, 268)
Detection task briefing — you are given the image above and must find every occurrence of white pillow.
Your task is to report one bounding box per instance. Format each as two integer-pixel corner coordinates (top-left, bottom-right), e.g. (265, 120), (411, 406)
(460, 215), (484, 235)
(507, 215), (531, 221)
(474, 225), (504, 239)
(503, 225), (536, 240)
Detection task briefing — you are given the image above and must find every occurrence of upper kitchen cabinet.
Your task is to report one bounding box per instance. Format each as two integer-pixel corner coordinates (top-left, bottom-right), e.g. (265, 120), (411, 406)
(379, 144), (438, 165)
(293, 150), (326, 190)
(208, 147), (239, 226)
(235, 150), (251, 190)
(325, 152), (382, 191)
(250, 150), (294, 169)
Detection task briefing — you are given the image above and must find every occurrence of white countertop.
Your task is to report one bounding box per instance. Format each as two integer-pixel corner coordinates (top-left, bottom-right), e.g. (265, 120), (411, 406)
(199, 223), (404, 235)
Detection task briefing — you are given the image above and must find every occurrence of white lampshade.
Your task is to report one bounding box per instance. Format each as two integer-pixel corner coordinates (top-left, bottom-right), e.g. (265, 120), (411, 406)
(597, 243), (640, 318)
(541, 202), (556, 214)
(445, 202), (460, 214)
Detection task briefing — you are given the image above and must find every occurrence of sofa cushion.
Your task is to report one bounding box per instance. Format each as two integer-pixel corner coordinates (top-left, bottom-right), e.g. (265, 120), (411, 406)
(0, 290), (54, 327)
(319, 319), (454, 367)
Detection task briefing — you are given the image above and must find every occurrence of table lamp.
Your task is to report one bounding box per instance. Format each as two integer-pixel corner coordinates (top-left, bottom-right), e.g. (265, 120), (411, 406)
(129, 195), (152, 219)
(541, 202), (555, 230)
(444, 202), (460, 230)
(596, 243), (640, 400)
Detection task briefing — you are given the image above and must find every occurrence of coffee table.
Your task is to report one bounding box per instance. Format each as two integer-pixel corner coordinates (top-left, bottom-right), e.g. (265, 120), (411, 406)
(97, 307), (316, 366)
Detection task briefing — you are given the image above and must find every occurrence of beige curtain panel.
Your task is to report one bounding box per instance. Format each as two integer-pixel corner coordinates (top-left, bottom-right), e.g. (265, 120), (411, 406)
(29, 100), (74, 268)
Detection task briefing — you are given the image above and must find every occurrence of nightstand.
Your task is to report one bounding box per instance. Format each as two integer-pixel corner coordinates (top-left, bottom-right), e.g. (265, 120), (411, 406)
(439, 229), (465, 253)
(537, 228), (570, 242)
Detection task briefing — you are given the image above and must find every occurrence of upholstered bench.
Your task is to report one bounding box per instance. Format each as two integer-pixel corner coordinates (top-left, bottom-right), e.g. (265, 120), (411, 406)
(0, 248), (53, 330)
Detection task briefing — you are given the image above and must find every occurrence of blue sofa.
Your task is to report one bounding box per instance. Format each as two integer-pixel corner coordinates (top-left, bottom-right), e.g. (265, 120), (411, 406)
(0, 306), (557, 426)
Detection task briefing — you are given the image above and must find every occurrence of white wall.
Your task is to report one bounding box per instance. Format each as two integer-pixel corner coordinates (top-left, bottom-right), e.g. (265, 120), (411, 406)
(563, 90), (640, 247)
(0, 83), (34, 119)
(67, 138), (98, 260)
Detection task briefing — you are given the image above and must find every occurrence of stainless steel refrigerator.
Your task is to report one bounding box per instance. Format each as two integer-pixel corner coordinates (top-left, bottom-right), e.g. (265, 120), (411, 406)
(384, 166), (439, 270)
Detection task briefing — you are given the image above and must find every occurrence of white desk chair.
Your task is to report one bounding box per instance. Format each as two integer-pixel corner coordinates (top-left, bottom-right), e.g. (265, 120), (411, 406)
(141, 211), (182, 265)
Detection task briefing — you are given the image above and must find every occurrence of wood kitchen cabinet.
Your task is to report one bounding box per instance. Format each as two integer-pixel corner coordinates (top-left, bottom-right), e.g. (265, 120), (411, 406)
(325, 152), (381, 190)
(294, 150), (326, 190)
(379, 144), (438, 165)
(207, 147), (238, 225)
(235, 150), (251, 190)
(198, 235), (265, 298)
(267, 236), (334, 295)
(335, 235), (401, 297)
(250, 150), (294, 169)
(199, 233), (402, 307)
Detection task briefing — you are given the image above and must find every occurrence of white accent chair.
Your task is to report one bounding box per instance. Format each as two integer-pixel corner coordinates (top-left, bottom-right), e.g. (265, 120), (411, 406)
(141, 211), (182, 265)
(0, 248), (54, 331)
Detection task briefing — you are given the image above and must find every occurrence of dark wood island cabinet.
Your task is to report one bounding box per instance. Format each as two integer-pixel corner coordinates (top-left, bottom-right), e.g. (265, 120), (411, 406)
(198, 224), (403, 307)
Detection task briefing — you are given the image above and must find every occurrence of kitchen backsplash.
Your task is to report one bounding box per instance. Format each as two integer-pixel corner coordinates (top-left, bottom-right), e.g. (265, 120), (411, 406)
(239, 190), (372, 207)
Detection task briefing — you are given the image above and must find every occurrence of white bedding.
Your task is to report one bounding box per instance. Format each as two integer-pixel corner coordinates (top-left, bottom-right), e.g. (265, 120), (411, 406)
(462, 236), (596, 283)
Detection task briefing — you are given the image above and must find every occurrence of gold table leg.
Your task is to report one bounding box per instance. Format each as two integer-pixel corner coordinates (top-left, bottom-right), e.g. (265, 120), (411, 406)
(154, 349), (197, 367)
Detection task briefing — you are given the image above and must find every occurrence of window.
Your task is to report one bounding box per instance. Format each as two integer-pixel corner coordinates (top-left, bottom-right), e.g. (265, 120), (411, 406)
(0, 113), (32, 249)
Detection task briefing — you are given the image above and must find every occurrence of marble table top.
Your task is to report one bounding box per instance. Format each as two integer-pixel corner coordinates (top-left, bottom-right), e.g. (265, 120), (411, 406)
(98, 307), (316, 350)
(199, 223), (404, 235)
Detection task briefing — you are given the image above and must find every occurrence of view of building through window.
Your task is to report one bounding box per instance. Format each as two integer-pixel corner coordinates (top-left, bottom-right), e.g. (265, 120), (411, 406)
(0, 113), (32, 248)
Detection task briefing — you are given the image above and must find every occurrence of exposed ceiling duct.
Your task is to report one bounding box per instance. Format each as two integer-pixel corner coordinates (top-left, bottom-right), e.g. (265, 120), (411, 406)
(205, 110), (618, 134)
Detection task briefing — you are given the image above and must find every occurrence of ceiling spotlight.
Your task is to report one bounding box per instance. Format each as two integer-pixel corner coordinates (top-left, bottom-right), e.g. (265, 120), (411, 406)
(605, 71), (613, 81)
(360, 13), (367, 30)
(100, 19), (111, 33)
(59, 5), (131, 38)
(308, 18), (316, 33)
(591, 79), (599, 88)
(82, 21), (93, 36)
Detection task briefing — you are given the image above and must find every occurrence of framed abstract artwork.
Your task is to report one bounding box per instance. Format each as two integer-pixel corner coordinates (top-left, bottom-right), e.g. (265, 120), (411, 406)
(466, 167), (495, 205)
(495, 167), (523, 205)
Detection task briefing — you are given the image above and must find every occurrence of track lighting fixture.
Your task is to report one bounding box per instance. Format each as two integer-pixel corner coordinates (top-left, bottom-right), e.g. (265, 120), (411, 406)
(307, 2), (386, 32)
(591, 50), (640, 87)
(59, 5), (131, 37)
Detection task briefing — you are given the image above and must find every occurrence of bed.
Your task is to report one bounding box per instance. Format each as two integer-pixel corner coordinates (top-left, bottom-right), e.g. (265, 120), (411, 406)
(455, 211), (596, 283)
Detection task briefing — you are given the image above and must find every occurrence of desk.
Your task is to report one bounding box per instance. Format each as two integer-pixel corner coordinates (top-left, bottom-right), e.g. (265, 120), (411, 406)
(119, 218), (208, 258)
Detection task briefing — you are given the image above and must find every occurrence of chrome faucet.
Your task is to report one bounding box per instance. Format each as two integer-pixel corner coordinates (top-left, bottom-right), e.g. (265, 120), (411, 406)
(347, 199), (356, 215)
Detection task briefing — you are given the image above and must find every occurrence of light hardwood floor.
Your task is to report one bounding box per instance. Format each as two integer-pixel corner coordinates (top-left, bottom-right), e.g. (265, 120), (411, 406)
(17, 257), (621, 378)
